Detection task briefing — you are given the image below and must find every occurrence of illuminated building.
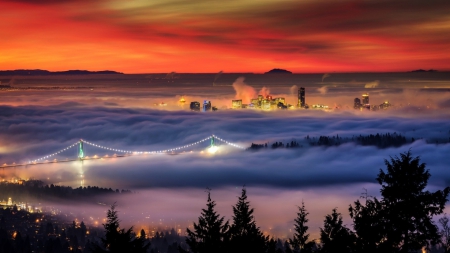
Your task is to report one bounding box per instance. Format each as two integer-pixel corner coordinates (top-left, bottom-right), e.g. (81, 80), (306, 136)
(232, 99), (242, 109)
(380, 101), (391, 109)
(258, 95), (263, 101)
(277, 102), (287, 109)
(298, 87), (305, 108)
(354, 98), (361, 109)
(261, 99), (271, 110)
(274, 97), (285, 105)
(190, 101), (200, 111)
(203, 100), (211, 111)
(311, 104), (329, 110)
(361, 93), (370, 110)
(179, 96), (186, 103)
(266, 95), (273, 101)
(250, 98), (260, 108)
(0, 197), (13, 207)
(362, 93), (369, 105)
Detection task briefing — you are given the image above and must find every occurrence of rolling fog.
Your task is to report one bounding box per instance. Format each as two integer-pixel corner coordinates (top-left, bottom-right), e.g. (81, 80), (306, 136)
(0, 72), (450, 238)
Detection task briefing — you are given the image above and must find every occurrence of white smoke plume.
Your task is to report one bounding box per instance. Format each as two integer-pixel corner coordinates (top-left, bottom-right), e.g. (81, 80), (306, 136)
(365, 80), (380, 88)
(290, 85), (299, 95)
(232, 77), (256, 103)
(317, 86), (328, 94)
(165, 72), (176, 79)
(259, 87), (271, 97)
(213, 71), (223, 86)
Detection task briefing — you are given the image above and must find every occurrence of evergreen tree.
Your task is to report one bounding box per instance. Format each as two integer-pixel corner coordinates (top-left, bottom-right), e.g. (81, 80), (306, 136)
(319, 208), (355, 253)
(182, 191), (230, 253)
(229, 188), (268, 253)
(267, 238), (277, 253)
(88, 203), (149, 253)
(377, 151), (449, 252)
(284, 240), (293, 253)
(140, 229), (146, 239)
(439, 214), (450, 253)
(289, 201), (312, 253)
(349, 195), (386, 253)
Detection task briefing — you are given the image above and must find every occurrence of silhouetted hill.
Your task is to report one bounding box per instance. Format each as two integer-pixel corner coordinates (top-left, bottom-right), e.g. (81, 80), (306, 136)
(0, 69), (123, 76)
(411, 69), (438, 72)
(264, 68), (292, 74)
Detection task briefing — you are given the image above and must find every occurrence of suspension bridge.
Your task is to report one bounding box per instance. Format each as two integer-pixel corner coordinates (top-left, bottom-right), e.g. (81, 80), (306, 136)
(1, 135), (245, 168)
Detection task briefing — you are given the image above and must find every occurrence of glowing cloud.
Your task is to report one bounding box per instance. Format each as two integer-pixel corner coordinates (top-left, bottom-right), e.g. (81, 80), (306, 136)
(365, 80), (380, 88)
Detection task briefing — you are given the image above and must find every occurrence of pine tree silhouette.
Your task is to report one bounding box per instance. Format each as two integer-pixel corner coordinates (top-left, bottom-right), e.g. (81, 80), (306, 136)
(181, 190), (230, 253)
(377, 150), (450, 252)
(319, 208), (355, 253)
(229, 188), (268, 253)
(289, 201), (314, 253)
(88, 203), (149, 253)
(349, 194), (385, 253)
(439, 214), (450, 253)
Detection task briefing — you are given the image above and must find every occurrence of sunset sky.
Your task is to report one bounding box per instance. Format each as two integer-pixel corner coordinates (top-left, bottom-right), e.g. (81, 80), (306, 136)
(1, 0), (450, 73)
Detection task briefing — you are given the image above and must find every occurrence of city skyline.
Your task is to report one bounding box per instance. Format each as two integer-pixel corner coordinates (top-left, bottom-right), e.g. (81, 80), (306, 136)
(1, 1), (450, 252)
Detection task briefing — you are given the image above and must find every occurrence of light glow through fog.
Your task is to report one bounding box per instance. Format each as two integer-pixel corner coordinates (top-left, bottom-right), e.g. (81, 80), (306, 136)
(1, 74), (449, 238)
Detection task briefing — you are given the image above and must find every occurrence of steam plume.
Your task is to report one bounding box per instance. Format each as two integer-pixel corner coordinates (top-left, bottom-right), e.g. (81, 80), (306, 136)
(317, 86), (328, 94)
(259, 87), (271, 97)
(232, 77), (256, 103)
(213, 71), (223, 86)
(290, 85), (299, 95)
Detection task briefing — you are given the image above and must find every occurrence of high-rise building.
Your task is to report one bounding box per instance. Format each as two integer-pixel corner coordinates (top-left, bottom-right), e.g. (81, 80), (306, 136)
(274, 97), (285, 105)
(232, 99), (242, 109)
(203, 100), (211, 111)
(261, 99), (271, 110)
(380, 101), (391, 109)
(354, 98), (361, 109)
(250, 98), (259, 108)
(298, 87), (305, 108)
(362, 93), (369, 105)
(190, 101), (200, 111)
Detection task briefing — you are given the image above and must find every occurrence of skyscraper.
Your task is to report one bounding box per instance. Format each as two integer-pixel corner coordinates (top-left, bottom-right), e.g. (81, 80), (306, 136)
(354, 98), (361, 109)
(203, 100), (212, 111)
(362, 93), (369, 105)
(232, 99), (242, 109)
(190, 101), (200, 111)
(298, 87), (305, 108)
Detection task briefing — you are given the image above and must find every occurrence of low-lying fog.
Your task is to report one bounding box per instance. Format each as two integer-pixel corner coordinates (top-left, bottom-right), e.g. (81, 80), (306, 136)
(1, 73), (449, 238)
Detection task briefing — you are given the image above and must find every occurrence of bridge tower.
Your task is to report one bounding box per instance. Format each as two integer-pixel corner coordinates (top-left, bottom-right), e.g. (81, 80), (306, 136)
(210, 136), (215, 147)
(78, 139), (84, 160)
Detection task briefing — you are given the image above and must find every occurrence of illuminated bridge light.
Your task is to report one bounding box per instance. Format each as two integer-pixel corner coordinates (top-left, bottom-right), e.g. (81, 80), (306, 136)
(13, 135), (244, 167)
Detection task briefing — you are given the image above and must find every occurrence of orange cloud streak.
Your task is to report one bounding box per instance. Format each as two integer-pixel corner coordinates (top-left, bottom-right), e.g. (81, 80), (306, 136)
(1, 0), (450, 73)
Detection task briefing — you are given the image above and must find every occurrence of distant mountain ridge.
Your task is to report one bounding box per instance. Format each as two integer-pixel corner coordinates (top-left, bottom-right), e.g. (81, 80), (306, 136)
(411, 69), (438, 72)
(264, 68), (292, 74)
(0, 69), (123, 76)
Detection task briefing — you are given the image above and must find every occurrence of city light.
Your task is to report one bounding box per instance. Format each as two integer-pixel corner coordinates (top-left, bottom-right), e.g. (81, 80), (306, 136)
(207, 146), (218, 154)
(1, 135), (244, 168)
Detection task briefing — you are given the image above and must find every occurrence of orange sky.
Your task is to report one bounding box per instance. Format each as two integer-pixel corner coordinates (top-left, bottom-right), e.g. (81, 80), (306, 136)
(1, 0), (450, 73)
